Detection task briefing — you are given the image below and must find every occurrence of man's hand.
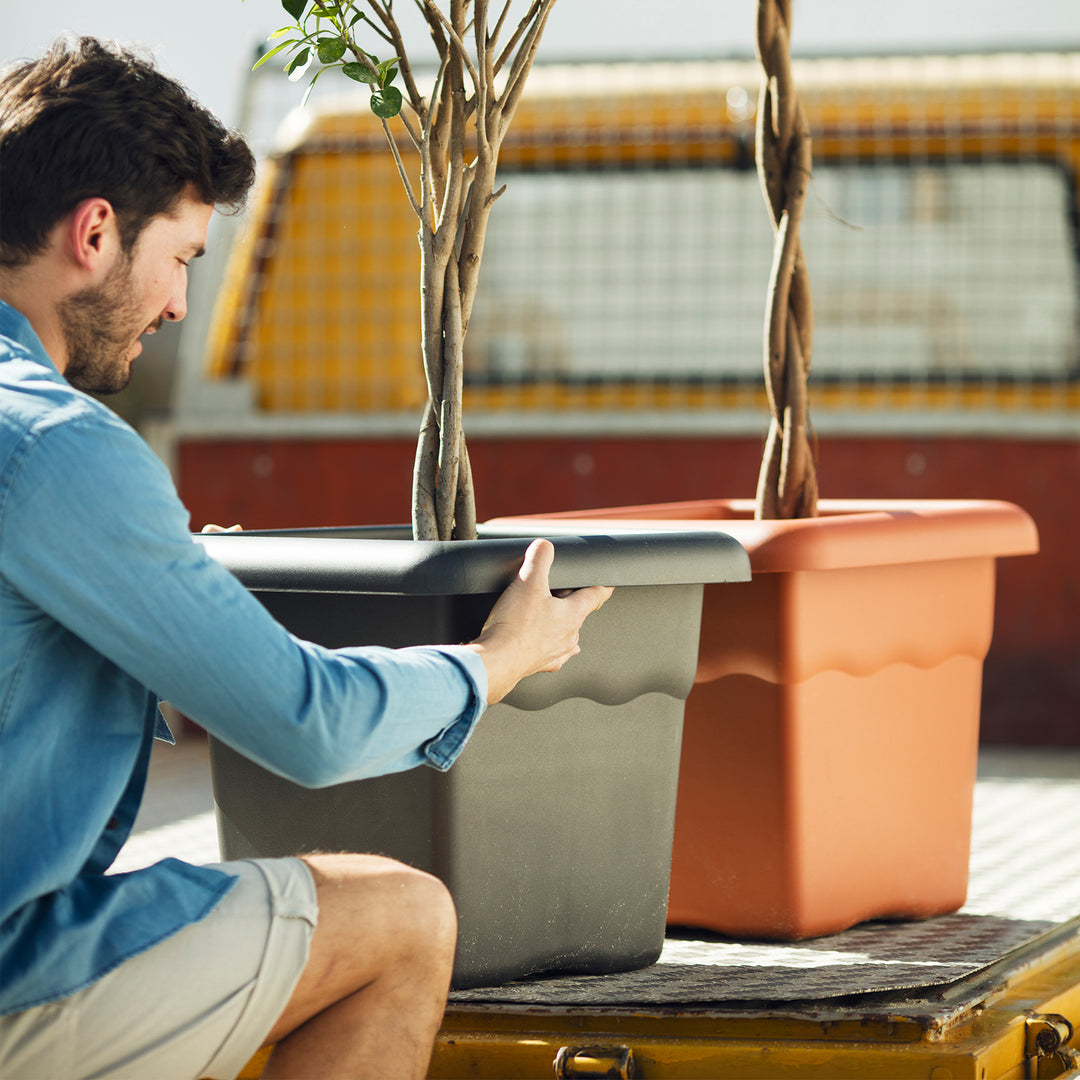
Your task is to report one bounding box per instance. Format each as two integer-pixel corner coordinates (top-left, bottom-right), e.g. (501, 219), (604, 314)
(464, 539), (613, 704)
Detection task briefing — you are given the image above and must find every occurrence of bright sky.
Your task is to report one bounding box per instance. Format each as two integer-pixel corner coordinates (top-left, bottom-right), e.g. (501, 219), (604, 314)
(5, 1), (1078, 130)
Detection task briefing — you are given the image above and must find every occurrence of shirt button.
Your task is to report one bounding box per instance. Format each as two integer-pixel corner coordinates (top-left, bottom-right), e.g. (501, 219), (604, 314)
(107, 817), (120, 830)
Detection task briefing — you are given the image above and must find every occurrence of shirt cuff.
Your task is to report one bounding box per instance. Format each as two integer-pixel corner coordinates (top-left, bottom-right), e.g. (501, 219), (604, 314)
(417, 645), (488, 771)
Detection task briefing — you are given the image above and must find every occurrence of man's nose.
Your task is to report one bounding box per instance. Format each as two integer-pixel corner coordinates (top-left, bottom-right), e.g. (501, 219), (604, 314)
(163, 291), (188, 322)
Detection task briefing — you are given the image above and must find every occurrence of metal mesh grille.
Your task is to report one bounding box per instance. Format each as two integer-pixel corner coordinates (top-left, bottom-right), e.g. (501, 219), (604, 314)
(210, 54), (1080, 431)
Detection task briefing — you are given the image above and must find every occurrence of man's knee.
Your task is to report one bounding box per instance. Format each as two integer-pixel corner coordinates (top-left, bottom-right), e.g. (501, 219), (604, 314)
(262, 855), (456, 1049)
(369, 859), (457, 961)
(302, 853), (456, 963)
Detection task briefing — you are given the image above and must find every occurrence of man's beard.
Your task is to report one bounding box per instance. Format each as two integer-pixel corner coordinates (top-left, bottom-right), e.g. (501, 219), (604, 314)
(57, 253), (155, 395)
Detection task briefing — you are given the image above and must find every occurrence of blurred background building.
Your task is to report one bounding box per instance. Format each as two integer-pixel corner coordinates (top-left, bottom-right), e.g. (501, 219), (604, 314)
(4, 3), (1078, 742)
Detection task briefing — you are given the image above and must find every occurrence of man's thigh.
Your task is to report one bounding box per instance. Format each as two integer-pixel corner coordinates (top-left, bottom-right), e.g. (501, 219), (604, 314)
(0, 858), (317, 1080)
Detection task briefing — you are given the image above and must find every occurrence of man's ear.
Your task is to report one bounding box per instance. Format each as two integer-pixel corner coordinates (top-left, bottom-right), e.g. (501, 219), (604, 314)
(67, 198), (122, 273)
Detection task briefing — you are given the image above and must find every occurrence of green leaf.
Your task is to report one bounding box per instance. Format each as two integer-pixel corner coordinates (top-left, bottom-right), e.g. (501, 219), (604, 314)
(252, 39), (295, 71)
(370, 86), (403, 119)
(281, 0), (307, 20)
(312, 3), (341, 16)
(316, 37), (347, 64)
(342, 61), (377, 84)
(269, 26), (294, 39)
(286, 46), (311, 81)
(376, 56), (400, 85)
(300, 65), (327, 108)
(348, 10), (366, 27)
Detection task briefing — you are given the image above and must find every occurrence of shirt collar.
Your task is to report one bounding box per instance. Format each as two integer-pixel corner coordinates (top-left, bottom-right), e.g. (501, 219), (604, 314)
(0, 299), (60, 374)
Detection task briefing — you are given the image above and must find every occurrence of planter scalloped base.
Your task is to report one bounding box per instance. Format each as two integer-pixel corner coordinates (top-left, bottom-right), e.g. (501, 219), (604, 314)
(485, 499), (1039, 940)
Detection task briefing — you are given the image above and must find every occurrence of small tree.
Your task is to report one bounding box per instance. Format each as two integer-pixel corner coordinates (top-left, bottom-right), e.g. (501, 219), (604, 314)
(255, 0), (556, 539)
(753, 0), (818, 520)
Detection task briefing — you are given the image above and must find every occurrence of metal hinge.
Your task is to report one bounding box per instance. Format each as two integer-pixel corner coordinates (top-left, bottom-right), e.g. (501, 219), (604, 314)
(554, 1045), (636, 1079)
(1025, 1013), (1078, 1080)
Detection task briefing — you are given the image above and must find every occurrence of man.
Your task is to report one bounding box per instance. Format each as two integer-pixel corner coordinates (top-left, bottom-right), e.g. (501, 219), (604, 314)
(0, 36), (611, 1079)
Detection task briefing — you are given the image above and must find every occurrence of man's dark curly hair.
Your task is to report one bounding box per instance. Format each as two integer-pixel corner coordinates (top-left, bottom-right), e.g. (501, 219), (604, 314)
(0, 35), (256, 267)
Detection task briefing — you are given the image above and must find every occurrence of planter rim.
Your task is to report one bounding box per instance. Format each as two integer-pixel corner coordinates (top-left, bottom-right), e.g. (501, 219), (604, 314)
(195, 528), (751, 595)
(483, 498), (1039, 574)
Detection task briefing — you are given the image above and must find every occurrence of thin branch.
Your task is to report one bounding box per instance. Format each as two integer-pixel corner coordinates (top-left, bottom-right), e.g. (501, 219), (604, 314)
(396, 106), (424, 153)
(343, 38), (382, 80)
(338, 32), (422, 212)
(488, 0), (513, 52)
(474, 0), (493, 154)
(412, 0), (449, 60)
(497, 0), (555, 128)
(380, 118), (422, 218)
(360, 0), (399, 45)
(365, 0), (428, 114)
(493, 0), (543, 77)
(488, 0), (511, 53)
(421, 0), (481, 96)
(425, 27), (456, 220)
(419, 69), (440, 235)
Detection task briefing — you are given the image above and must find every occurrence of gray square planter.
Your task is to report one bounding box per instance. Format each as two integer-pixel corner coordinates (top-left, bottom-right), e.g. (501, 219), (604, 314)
(197, 528), (749, 988)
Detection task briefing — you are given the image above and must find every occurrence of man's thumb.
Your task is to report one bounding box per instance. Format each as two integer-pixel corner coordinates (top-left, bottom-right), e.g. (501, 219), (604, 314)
(518, 537), (555, 587)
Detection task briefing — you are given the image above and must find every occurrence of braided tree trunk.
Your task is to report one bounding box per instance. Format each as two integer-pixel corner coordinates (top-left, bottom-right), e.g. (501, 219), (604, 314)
(408, 0), (556, 540)
(263, 1), (555, 539)
(753, 0), (818, 520)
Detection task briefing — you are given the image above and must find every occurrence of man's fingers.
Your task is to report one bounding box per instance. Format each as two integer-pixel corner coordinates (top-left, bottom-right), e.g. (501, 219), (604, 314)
(568, 584), (614, 615)
(554, 583), (614, 605)
(589, 585), (614, 610)
(471, 544), (614, 702)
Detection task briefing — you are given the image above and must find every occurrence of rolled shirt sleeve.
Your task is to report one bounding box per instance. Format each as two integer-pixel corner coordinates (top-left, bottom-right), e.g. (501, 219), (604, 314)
(1, 402), (487, 787)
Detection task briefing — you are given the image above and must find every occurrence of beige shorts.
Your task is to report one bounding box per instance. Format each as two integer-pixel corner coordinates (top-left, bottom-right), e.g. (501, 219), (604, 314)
(0, 858), (318, 1080)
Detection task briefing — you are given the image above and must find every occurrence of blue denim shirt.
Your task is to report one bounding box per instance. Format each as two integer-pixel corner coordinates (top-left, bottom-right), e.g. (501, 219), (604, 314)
(0, 300), (487, 1016)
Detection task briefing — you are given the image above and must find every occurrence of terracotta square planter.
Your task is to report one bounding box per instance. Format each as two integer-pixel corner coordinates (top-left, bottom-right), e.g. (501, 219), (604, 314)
(485, 499), (1039, 939)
